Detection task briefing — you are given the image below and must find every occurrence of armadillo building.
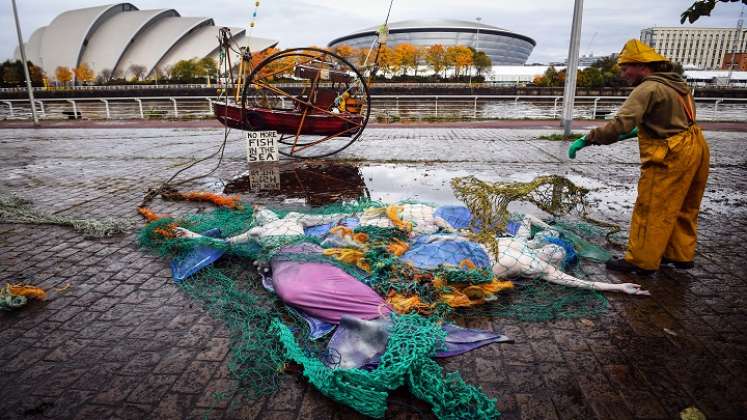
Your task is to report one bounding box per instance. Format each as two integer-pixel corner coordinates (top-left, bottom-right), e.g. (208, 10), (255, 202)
(328, 19), (536, 65)
(14, 3), (277, 81)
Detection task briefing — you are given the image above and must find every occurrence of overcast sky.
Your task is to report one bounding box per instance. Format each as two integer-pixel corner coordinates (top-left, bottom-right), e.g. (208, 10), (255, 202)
(2, 0), (744, 64)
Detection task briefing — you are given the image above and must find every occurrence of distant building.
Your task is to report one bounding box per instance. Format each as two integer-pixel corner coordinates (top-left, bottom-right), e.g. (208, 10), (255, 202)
(721, 52), (747, 71)
(640, 27), (747, 70)
(328, 19), (536, 65)
(13, 3), (277, 81)
(550, 53), (616, 67)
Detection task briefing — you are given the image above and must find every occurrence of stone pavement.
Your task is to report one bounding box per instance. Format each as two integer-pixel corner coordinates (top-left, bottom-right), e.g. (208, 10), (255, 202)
(0, 126), (745, 419)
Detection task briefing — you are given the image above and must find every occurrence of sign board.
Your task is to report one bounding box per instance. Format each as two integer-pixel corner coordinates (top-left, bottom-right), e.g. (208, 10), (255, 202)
(248, 166), (281, 192)
(246, 130), (279, 162)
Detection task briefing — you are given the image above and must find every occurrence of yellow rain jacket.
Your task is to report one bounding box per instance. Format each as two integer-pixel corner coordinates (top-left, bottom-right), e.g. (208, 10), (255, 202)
(588, 73), (710, 270)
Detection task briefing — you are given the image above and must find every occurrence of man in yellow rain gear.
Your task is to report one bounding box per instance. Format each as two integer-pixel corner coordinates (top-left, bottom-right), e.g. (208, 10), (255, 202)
(568, 39), (710, 274)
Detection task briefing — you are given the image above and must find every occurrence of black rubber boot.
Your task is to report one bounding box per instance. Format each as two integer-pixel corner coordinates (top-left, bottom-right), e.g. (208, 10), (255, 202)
(661, 257), (695, 269)
(605, 258), (656, 275)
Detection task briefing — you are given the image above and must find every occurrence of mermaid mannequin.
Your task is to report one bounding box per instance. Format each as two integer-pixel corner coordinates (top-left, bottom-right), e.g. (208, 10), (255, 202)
(176, 206), (650, 296)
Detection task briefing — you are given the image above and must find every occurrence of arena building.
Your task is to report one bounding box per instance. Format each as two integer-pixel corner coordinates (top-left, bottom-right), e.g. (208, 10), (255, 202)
(14, 3), (277, 81)
(328, 19), (535, 65)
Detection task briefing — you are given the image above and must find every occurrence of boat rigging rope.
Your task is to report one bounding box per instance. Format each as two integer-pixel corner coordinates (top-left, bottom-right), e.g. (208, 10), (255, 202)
(361, 0), (395, 72)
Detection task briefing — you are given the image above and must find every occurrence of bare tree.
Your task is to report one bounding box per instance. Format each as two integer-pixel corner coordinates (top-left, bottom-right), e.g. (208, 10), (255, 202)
(98, 68), (112, 83)
(150, 66), (164, 82)
(161, 65), (174, 81)
(128, 64), (147, 81)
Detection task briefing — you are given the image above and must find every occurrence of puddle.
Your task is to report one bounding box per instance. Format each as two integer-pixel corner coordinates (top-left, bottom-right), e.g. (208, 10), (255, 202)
(360, 165), (472, 205)
(219, 161), (746, 228)
(223, 161), (368, 206)
(221, 163), (611, 220)
(221, 163), (491, 207)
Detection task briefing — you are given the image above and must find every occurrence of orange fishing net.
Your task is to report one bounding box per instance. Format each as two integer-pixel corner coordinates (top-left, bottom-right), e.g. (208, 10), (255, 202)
(162, 191), (242, 209)
(7, 284), (47, 300)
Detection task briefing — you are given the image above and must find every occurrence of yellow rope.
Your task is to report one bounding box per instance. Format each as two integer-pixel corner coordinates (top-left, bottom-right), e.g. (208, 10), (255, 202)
(323, 248), (371, 272)
(385, 205), (412, 232)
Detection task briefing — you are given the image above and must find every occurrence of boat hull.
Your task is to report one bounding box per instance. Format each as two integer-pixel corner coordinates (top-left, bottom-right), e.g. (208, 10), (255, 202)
(213, 102), (363, 137)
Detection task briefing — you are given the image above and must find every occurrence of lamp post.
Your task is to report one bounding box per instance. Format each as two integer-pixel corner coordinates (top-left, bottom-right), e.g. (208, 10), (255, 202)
(561, 0), (584, 136)
(11, 0), (38, 126)
(476, 17), (482, 52)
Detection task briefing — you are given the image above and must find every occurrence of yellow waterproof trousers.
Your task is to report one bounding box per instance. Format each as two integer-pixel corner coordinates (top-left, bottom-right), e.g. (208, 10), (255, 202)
(624, 125), (710, 270)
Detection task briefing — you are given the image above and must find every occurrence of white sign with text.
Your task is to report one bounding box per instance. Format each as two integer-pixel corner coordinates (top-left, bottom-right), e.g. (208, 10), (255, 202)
(246, 131), (279, 162)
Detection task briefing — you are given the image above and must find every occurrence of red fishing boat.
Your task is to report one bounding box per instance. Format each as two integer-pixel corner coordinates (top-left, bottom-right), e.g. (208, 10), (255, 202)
(213, 102), (364, 137)
(213, 47), (371, 158)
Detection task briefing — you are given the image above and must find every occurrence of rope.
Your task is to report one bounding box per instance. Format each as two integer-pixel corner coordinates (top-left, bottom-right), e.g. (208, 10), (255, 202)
(0, 193), (130, 237)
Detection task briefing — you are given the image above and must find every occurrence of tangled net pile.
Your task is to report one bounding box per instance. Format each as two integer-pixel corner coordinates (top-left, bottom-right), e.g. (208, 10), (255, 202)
(138, 176), (618, 418)
(452, 175), (586, 251)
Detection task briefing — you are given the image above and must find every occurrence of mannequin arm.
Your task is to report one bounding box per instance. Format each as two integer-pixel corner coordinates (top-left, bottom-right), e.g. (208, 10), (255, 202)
(542, 265), (650, 296)
(175, 227), (252, 244)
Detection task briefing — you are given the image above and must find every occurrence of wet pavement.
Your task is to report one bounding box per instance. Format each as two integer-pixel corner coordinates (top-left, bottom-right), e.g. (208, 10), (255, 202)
(1, 126), (745, 419)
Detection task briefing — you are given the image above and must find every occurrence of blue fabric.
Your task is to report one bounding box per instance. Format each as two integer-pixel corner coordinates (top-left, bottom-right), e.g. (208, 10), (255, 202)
(434, 206), (472, 229)
(544, 236), (578, 267)
(170, 228), (225, 283)
(303, 217), (360, 238)
(437, 323), (513, 357)
(304, 223), (333, 238)
(288, 307), (336, 341)
(506, 220), (521, 236)
(400, 235), (491, 270)
(341, 217), (359, 229)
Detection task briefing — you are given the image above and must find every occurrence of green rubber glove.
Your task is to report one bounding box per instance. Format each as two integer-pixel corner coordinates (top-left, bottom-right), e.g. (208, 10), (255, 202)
(567, 135), (587, 159)
(618, 127), (638, 141)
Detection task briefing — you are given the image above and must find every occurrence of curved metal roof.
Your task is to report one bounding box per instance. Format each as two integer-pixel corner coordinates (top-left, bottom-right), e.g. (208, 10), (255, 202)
(80, 9), (179, 76)
(113, 16), (214, 77)
(25, 26), (47, 66)
(157, 25), (233, 71)
(158, 27), (278, 69)
(330, 18), (535, 47)
(20, 4), (279, 81)
(362, 19), (511, 33)
(40, 3), (137, 74)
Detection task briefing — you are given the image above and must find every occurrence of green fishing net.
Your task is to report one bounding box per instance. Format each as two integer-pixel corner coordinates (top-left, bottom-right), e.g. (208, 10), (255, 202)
(180, 266), (288, 397)
(273, 313), (499, 419)
(0, 192), (130, 237)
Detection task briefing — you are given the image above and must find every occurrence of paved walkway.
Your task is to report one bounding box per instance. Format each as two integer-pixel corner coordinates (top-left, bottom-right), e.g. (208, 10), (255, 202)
(0, 126), (745, 419)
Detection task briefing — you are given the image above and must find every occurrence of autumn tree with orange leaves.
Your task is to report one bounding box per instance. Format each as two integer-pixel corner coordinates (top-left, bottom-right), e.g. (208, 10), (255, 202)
(55, 66), (73, 85)
(445, 45), (473, 77)
(425, 44), (447, 77)
(332, 44), (356, 61)
(73, 63), (96, 85)
(392, 43), (419, 75)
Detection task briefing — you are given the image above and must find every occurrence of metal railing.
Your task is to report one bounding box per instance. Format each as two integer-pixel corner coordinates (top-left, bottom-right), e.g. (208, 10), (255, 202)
(2, 80), (747, 93)
(0, 82), (506, 93)
(2, 95), (747, 122)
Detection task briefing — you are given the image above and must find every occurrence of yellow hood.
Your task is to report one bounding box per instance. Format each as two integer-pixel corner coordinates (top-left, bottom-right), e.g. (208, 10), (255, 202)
(617, 39), (668, 64)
